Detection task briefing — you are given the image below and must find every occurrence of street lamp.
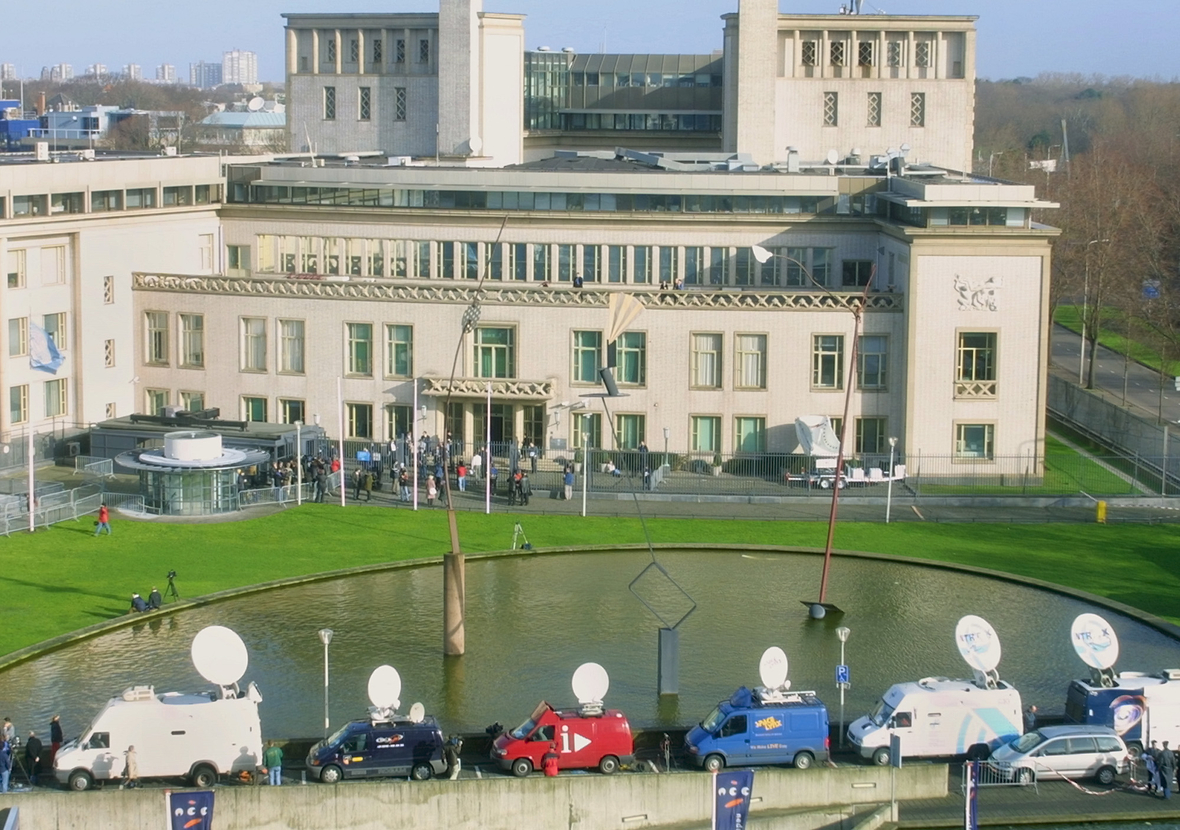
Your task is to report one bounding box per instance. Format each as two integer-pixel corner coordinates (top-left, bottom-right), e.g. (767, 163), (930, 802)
(663, 426), (670, 459)
(885, 436), (898, 523)
(295, 420), (304, 506)
(318, 628), (333, 737)
(581, 417), (590, 518)
(836, 626), (851, 748)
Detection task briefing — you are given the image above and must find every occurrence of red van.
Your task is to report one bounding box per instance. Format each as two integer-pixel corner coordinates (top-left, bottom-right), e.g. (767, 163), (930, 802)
(491, 701), (634, 776)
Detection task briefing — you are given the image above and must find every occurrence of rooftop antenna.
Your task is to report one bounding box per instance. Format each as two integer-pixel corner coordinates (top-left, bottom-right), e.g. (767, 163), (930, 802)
(954, 615), (1002, 690)
(191, 625), (254, 700)
(572, 662), (610, 716)
(1070, 613), (1119, 688)
(755, 646), (792, 702)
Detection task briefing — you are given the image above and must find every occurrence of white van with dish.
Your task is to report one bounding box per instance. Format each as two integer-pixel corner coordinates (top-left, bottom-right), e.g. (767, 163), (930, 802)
(54, 626), (263, 791)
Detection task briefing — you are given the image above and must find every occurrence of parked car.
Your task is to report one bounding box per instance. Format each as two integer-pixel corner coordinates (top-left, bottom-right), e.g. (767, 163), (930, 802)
(988, 725), (1129, 784)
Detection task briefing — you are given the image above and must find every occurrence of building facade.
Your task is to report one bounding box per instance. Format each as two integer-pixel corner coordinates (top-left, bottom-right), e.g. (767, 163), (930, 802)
(223, 50), (259, 86)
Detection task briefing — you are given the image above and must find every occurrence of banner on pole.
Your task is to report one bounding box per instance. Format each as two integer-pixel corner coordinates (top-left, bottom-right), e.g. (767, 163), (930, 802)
(712, 768), (754, 830)
(963, 761), (979, 830)
(169, 790), (215, 830)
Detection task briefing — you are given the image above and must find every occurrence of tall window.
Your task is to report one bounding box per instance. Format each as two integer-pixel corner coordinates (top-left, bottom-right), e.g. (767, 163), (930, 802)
(856, 418), (887, 454)
(227, 245), (250, 275)
(372, 39), (383, 63)
(785, 248), (833, 287)
(43, 313), (65, 350)
(413, 241), (431, 278)
(419, 38), (430, 64)
(323, 86), (336, 120)
(708, 248), (728, 285)
(858, 335), (888, 389)
(915, 41), (931, 68)
(634, 246), (651, 284)
(395, 39), (406, 64)
(386, 404), (411, 440)
(103, 275), (114, 303)
(812, 335), (844, 389)
(395, 88), (407, 121)
(957, 332), (997, 397)
(7, 317), (27, 357)
(659, 247), (678, 284)
(145, 312), (168, 365)
(842, 260), (874, 287)
(684, 247), (705, 285)
(347, 323), (373, 376)
(735, 334), (767, 390)
(104, 339), (115, 368)
(802, 41), (818, 67)
(910, 92), (926, 127)
(823, 92), (839, 126)
(474, 327), (515, 378)
(582, 246), (602, 283)
(691, 415), (721, 452)
(830, 41), (846, 67)
(43, 379), (66, 417)
(867, 91), (882, 127)
(146, 389), (169, 416)
(181, 391), (205, 411)
(607, 246), (625, 283)
(42, 246), (65, 284)
(463, 242), (479, 280)
(956, 424), (995, 460)
(9, 385), (27, 425)
(6, 249), (25, 289)
(887, 41), (903, 67)
(325, 38), (336, 63)
(241, 317), (267, 372)
(573, 412), (602, 449)
(532, 244), (550, 282)
(615, 414), (646, 450)
(387, 324), (413, 378)
(279, 319), (305, 374)
(858, 41), (875, 67)
(735, 417), (766, 453)
(347, 403), (373, 439)
(557, 244), (574, 281)
(281, 399), (305, 424)
(242, 396), (268, 422)
(349, 38), (360, 63)
(572, 331), (602, 384)
(359, 87), (371, 121)
(179, 314), (204, 368)
(509, 243), (528, 281)
(617, 332), (646, 386)
(691, 333), (722, 389)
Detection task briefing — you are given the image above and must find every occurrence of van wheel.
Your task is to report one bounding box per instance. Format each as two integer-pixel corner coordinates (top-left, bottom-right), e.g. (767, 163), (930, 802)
(966, 744), (989, 762)
(1095, 765), (1116, 786)
(871, 747), (890, 766)
(319, 764), (343, 784)
(598, 756), (619, 775)
(793, 751), (814, 770)
(511, 758), (533, 778)
(703, 754), (725, 773)
(191, 764), (217, 788)
(68, 770), (93, 792)
(411, 763), (433, 781)
(1127, 742), (1143, 760)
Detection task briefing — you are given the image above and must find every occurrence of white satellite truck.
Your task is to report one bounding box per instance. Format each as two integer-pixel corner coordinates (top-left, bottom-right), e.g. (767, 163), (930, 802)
(848, 615), (1023, 765)
(1064, 612), (1180, 755)
(54, 625), (263, 791)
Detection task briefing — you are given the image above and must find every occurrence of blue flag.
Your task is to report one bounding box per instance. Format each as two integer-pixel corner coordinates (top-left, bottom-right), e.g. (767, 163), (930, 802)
(713, 769), (754, 830)
(28, 322), (63, 374)
(169, 790), (214, 830)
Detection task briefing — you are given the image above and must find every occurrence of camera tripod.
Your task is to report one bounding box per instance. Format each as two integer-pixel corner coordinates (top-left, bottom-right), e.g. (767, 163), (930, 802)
(162, 574), (180, 602)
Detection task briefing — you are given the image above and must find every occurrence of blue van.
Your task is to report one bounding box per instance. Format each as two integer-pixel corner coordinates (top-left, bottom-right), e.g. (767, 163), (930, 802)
(685, 687), (830, 772)
(306, 715), (447, 783)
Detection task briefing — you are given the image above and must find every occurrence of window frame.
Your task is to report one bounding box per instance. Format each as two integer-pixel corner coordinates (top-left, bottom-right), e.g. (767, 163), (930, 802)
(145, 311), (169, 366)
(473, 325), (516, 380)
(242, 396), (269, 423)
(858, 335), (888, 390)
(346, 402), (374, 439)
(734, 333), (768, 391)
(734, 416), (767, 454)
(240, 316), (268, 373)
(614, 413), (646, 450)
(346, 322), (374, 377)
(279, 319), (306, 375)
(386, 323), (414, 379)
(855, 417), (888, 455)
(179, 313), (204, 369)
(812, 334), (845, 391)
(690, 414), (721, 453)
(9, 384), (28, 425)
(616, 331), (647, 387)
(571, 330), (603, 385)
(690, 332), (723, 390)
(955, 423), (996, 461)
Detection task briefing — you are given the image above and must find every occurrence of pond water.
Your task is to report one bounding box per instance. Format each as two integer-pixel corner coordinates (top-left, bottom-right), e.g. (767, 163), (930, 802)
(1, 550), (1177, 742)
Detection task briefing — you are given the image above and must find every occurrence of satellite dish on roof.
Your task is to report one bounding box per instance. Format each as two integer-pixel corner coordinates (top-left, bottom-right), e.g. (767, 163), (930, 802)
(826, 148), (840, 165)
(247, 96), (264, 112)
(368, 665), (402, 710)
(408, 702), (426, 723)
(572, 662), (609, 704)
(191, 626), (248, 687)
(759, 646), (789, 690)
(954, 615), (1001, 674)
(1071, 613), (1119, 670)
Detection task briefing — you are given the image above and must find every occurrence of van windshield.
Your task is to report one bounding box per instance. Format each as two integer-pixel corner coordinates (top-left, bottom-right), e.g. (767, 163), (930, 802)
(701, 706), (726, 733)
(869, 699), (895, 727)
(325, 723), (353, 747)
(1008, 731), (1045, 753)
(510, 702), (549, 740)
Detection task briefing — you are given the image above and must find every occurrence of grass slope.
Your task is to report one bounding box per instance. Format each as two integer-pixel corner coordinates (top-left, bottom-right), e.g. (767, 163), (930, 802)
(3, 507), (1178, 658)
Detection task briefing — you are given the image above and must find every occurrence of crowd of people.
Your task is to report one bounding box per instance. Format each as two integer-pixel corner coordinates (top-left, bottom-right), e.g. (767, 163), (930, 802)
(0, 714), (65, 791)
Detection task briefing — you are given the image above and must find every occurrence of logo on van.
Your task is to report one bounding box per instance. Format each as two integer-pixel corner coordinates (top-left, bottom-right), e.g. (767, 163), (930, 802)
(376, 734), (404, 745)
(755, 716), (782, 731)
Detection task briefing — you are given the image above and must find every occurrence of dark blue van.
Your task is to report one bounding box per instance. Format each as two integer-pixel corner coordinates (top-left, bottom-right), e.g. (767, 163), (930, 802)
(685, 687), (830, 772)
(306, 715), (447, 783)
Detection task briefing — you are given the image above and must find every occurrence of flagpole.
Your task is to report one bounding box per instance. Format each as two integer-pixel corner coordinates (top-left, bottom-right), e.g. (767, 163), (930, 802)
(337, 377), (346, 508)
(27, 430), (35, 533)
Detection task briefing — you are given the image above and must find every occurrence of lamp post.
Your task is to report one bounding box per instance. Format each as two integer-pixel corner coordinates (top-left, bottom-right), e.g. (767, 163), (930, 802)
(295, 421), (304, 505)
(581, 417), (590, 518)
(318, 628), (333, 737)
(836, 626), (851, 748)
(885, 436), (897, 523)
(663, 426), (670, 459)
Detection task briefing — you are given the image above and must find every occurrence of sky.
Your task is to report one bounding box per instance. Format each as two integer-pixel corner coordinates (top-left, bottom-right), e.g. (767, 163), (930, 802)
(1, 0), (1177, 84)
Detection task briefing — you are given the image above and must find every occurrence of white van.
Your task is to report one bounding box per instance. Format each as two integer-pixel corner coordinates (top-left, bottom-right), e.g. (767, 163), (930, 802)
(848, 676), (1023, 765)
(54, 683), (263, 791)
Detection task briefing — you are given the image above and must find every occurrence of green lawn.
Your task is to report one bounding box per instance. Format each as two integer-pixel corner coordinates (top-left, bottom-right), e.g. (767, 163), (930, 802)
(1055, 304), (1180, 377)
(3, 507), (1180, 660)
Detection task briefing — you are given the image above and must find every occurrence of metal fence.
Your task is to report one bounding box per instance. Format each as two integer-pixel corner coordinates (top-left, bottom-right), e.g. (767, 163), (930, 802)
(0, 483), (105, 536)
(74, 455), (114, 479)
(969, 761), (1038, 792)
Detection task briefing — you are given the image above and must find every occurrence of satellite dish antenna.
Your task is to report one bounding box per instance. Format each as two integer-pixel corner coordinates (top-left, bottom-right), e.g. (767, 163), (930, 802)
(247, 96), (264, 112)
(408, 702), (426, 724)
(759, 646), (790, 690)
(367, 665), (402, 711)
(1071, 613), (1119, 676)
(572, 663), (610, 712)
(955, 616), (1001, 686)
(825, 148), (840, 165)
(191, 626), (248, 687)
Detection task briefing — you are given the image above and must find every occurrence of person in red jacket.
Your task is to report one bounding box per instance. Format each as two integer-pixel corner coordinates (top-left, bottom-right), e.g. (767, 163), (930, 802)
(95, 503), (112, 536)
(542, 743), (560, 777)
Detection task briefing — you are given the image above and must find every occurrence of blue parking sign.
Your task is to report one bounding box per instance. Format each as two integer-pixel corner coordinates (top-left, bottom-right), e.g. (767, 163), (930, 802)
(836, 664), (850, 684)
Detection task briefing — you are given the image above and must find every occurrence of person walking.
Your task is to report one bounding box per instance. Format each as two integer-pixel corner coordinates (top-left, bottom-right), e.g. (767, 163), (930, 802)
(94, 503), (112, 536)
(49, 715), (62, 767)
(25, 731), (42, 786)
(1146, 742), (1160, 794)
(263, 741), (283, 786)
(445, 735), (463, 781)
(1023, 705), (1037, 732)
(1159, 741), (1176, 799)
(457, 463), (467, 492)
(399, 467), (411, 502)
(526, 439), (538, 474)
(426, 475), (438, 507)
(362, 470), (373, 501)
(352, 467), (363, 501)
(0, 738), (10, 794)
(520, 473), (532, 506)
(122, 745), (138, 789)
(563, 467), (575, 501)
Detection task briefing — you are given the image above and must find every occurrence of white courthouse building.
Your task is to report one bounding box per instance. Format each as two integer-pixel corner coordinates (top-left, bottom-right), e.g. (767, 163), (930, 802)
(0, 0), (1057, 475)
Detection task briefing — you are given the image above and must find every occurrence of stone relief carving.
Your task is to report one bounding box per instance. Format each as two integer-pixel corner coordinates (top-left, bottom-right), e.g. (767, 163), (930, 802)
(954, 275), (1001, 312)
